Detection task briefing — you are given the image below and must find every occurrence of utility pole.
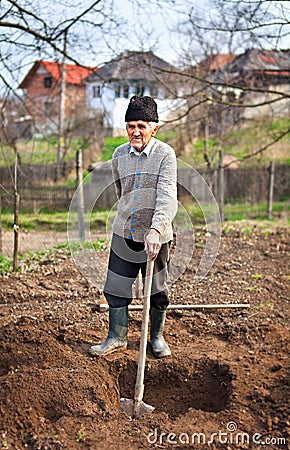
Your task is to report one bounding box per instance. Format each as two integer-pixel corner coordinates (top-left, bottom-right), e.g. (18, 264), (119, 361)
(57, 31), (67, 178)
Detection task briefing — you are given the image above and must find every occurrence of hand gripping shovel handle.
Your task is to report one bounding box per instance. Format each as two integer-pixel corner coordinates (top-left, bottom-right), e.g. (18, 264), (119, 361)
(133, 258), (155, 414)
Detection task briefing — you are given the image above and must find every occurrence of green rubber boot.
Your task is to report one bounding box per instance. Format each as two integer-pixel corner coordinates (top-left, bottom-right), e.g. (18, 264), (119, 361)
(150, 307), (171, 358)
(89, 306), (128, 356)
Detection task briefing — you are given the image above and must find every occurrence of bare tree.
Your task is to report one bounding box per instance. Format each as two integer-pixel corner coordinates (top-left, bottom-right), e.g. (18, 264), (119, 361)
(0, 0), (125, 92)
(171, 0), (290, 167)
(0, 0), (127, 269)
(0, 0), (126, 162)
(1, 0), (289, 169)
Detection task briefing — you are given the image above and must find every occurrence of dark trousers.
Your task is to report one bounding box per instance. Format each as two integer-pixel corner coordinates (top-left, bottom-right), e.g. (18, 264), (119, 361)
(104, 234), (171, 310)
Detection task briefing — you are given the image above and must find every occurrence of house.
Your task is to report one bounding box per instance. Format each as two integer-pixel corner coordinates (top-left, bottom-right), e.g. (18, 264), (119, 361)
(85, 50), (184, 135)
(194, 53), (238, 74)
(213, 48), (290, 120)
(0, 96), (33, 143)
(19, 60), (96, 135)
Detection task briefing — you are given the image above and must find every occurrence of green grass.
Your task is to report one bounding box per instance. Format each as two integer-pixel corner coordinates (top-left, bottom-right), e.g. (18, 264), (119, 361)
(101, 136), (128, 161)
(1, 116), (289, 167)
(183, 116), (290, 167)
(1, 199), (288, 233)
(0, 255), (15, 274)
(179, 199), (289, 223)
(1, 207), (109, 232)
(190, 138), (220, 166)
(0, 239), (106, 275)
(223, 200), (289, 221)
(1, 208), (70, 232)
(0, 202), (288, 274)
(0, 136), (93, 167)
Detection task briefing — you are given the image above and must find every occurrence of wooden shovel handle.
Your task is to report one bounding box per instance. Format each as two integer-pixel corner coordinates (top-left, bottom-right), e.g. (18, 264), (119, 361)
(134, 258), (154, 404)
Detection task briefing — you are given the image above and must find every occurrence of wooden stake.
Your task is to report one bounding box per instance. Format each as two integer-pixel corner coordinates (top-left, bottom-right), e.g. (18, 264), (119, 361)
(76, 149), (85, 241)
(97, 303), (250, 313)
(267, 161), (275, 219)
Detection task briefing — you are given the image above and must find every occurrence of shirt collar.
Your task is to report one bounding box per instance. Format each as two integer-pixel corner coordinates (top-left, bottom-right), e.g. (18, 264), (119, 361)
(129, 138), (156, 157)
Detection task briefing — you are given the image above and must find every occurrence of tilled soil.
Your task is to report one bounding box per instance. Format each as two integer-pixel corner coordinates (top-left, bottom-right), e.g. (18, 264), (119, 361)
(0, 224), (289, 449)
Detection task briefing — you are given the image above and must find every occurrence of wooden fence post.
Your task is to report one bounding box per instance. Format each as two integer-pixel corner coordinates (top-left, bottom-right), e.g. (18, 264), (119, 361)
(267, 161), (275, 219)
(13, 159), (19, 271)
(0, 195), (2, 255)
(76, 149), (85, 241)
(217, 150), (224, 223)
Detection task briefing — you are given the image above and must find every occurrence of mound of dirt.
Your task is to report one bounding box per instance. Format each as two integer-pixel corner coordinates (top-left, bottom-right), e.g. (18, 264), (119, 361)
(0, 226), (289, 449)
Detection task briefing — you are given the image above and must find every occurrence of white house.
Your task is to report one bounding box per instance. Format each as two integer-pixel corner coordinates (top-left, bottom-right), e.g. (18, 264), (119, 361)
(85, 50), (184, 135)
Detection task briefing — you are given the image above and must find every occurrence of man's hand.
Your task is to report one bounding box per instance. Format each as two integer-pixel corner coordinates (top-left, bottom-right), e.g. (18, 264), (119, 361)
(144, 229), (161, 260)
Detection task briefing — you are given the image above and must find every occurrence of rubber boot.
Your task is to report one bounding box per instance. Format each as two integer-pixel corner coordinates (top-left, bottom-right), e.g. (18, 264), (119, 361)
(150, 307), (171, 358)
(89, 306), (128, 356)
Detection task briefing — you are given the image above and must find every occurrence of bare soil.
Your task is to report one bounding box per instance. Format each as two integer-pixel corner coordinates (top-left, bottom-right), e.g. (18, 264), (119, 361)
(0, 224), (289, 450)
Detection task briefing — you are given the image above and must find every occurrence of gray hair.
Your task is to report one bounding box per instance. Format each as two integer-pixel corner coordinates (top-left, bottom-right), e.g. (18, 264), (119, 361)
(149, 122), (158, 130)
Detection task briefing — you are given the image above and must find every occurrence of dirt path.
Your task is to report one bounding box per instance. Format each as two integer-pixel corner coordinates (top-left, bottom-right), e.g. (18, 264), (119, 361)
(0, 224), (289, 449)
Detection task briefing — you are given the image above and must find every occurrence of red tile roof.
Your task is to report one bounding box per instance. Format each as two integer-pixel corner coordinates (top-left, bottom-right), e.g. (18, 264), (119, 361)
(258, 54), (277, 65)
(198, 54), (238, 71)
(41, 61), (95, 84)
(19, 60), (96, 88)
(209, 54), (238, 70)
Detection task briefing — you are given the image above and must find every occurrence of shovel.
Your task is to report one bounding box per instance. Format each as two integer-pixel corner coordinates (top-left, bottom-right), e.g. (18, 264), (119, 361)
(120, 258), (155, 417)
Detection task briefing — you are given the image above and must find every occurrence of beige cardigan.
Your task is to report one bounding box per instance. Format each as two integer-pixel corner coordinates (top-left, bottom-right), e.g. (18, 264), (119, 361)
(111, 138), (178, 243)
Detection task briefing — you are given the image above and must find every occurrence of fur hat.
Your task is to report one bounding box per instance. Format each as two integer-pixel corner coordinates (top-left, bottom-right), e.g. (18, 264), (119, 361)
(125, 95), (159, 122)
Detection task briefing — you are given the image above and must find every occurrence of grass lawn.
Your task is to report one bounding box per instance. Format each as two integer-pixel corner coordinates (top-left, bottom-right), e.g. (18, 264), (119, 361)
(1, 200), (289, 233)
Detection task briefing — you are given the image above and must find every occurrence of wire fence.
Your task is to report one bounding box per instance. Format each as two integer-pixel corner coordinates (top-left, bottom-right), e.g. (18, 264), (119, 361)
(0, 162), (289, 258)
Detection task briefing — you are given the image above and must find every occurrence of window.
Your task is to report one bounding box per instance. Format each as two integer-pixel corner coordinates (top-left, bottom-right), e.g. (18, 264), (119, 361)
(115, 84), (130, 98)
(44, 76), (52, 88)
(115, 84), (121, 98)
(123, 85), (129, 98)
(93, 85), (101, 98)
(132, 81), (145, 96)
(44, 99), (55, 117)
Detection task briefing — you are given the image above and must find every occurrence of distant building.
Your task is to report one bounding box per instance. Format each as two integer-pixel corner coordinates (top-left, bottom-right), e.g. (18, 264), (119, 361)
(194, 53), (238, 74)
(18, 49), (290, 139)
(213, 48), (290, 120)
(85, 50), (184, 135)
(19, 60), (95, 135)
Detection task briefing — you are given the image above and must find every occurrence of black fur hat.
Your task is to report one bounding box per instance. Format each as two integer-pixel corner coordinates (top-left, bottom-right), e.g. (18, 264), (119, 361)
(125, 95), (159, 122)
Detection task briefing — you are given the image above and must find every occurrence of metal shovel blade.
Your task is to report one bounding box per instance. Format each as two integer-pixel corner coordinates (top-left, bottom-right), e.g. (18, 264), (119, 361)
(120, 397), (155, 417)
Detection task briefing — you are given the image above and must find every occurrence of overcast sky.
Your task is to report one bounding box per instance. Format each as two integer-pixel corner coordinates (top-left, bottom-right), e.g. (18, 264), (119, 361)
(1, 0), (289, 94)
(108, 0), (211, 66)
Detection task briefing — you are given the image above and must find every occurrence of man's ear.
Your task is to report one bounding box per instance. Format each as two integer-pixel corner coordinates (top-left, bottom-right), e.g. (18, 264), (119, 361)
(152, 125), (159, 136)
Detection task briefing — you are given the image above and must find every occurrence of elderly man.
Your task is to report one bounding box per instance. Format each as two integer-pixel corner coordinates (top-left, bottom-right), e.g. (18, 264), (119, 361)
(89, 95), (177, 358)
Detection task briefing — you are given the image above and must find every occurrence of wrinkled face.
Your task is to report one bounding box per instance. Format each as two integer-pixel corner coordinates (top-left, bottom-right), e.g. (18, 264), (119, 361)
(126, 120), (158, 152)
